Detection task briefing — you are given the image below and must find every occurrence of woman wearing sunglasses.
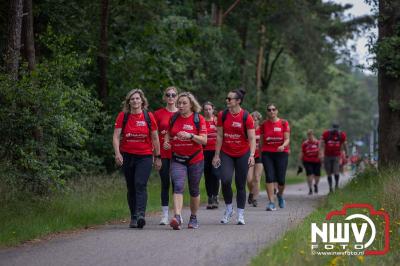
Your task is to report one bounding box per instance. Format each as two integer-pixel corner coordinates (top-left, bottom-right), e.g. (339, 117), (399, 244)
(260, 103), (290, 211)
(212, 89), (256, 225)
(154, 86), (178, 225)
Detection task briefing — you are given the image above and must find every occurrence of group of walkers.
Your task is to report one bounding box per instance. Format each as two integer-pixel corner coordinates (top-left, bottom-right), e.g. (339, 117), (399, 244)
(113, 86), (346, 230)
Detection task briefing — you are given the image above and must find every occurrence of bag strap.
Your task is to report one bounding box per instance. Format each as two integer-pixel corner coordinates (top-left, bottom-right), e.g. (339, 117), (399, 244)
(242, 110), (249, 139)
(121, 112), (130, 140)
(143, 109), (152, 132)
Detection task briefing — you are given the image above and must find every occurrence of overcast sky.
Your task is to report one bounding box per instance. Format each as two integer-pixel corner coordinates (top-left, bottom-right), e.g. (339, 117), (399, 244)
(330, 0), (377, 73)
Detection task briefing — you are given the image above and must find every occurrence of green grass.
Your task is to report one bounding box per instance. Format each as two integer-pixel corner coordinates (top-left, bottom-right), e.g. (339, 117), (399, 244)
(251, 167), (400, 266)
(0, 170), (208, 247)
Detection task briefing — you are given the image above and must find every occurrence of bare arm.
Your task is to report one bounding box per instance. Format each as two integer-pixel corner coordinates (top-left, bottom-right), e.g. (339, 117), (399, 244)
(113, 128), (123, 166)
(212, 126), (223, 167)
(247, 128), (256, 166)
(278, 132), (290, 152)
(151, 130), (162, 170)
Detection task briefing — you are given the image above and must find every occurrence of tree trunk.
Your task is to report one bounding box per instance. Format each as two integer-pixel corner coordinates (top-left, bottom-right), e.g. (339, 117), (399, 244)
(97, 0), (109, 104)
(378, 0), (400, 166)
(24, 0), (35, 70)
(6, 0), (23, 80)
(255, 24), (266, 108)
(238, 18), (248, 87)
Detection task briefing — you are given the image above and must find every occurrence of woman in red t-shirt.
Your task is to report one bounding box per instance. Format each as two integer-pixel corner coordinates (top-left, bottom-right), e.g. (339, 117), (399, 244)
(154, 86), (178, 225)
(112, 89), (162, 229)
(246, 111), (264, 207)
(300, 129), (321, 195)
(212, 89), (256, 225)
(203, 101), (219, 209)
(164, 92), (207, 230)
(260, 103), (290, 211)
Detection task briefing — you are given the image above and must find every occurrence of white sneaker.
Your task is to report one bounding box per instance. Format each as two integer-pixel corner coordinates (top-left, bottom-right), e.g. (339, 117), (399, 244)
(237, 213), (245, 225)
(159, 215), (168, 225)
(220, 208), (234, 224)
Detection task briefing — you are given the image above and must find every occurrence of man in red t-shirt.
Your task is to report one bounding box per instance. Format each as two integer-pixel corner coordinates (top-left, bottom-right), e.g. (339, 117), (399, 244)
(319, 123), (348, 192)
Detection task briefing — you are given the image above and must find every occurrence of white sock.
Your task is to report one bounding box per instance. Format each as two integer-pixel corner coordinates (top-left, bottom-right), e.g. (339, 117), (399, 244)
(162, 206), (169, 217)
(226, 204), (233, 212)
(237, 208), (244, 216)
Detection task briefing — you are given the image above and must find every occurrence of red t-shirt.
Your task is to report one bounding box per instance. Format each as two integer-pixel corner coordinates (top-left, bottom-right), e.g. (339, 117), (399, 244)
(204, 117), (217, 151)
(321, 130), (346, 157)
(255, 127), (261, 158)
(154, 108), (176, 159)
(301, 139), (320, 163)
(114, 111), (158, 155)
(169, 113), (207, 164)
(218, 109), (255, 157)
(260, 119), (290, 153)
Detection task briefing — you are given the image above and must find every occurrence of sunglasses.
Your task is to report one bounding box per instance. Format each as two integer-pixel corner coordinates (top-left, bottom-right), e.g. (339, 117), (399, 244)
(267, 108), (276, 112)
(165, 93), (177, 98)
(226, 97), (238, 102)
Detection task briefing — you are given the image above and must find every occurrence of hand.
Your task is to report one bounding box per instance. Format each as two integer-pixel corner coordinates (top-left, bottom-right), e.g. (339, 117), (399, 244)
(277, 145), (285, 152)
(212, 155), (221, 168)
(115, 153), (123, 166)
(153, 157), (162, 170)
(248, 155), (255, 167)
(177, 131), (191, 140)
(163, 141), (171, 150)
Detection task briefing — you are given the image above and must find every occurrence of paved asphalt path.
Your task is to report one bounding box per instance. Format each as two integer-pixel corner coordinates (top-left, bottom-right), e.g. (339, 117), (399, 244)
(0, 174), (351, 266)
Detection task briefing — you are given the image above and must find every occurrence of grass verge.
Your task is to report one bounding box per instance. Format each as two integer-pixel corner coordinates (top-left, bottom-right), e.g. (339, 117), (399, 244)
(0, 170), (207, 247)
(251, 167), (400, 266)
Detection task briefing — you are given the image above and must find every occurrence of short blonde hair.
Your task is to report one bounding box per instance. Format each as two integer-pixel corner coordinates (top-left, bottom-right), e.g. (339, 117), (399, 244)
(177, 92), (202, 113)
(251, 111), (262, 121)
(122, 89), (149, 112)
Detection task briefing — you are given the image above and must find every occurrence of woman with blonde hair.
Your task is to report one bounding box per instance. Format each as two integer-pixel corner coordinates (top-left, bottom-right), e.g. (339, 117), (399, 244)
(247, 111), (264, 207)
(154, 86), (178, 225)
(113, 89), (161, 229)
(164, 92), (207, 230)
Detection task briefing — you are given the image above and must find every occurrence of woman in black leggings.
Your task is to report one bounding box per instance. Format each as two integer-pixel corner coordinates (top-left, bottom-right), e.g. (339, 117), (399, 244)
(212, 89), (256, 225)
(203, 101), (219, 209)
(260, 103), (290, 211)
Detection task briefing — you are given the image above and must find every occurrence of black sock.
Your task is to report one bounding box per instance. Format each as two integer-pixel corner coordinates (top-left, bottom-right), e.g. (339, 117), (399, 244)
(327, 176), (333, 188)
(334, 174), (339, 186)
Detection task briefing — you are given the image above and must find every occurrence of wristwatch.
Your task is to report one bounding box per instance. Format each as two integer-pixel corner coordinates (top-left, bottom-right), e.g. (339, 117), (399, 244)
(190, 133), (194, 139)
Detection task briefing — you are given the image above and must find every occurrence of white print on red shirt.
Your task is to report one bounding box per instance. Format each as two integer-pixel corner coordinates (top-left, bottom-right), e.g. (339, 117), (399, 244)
(274, 127), (282, 132)
(183, 124), (194, 131)
(232, 122), (242, 128)
(136, 121), (146, 127)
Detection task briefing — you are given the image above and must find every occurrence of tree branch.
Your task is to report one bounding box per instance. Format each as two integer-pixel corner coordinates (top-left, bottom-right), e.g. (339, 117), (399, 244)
(262, 47), (284, 92)
(222, 0), (241, 19)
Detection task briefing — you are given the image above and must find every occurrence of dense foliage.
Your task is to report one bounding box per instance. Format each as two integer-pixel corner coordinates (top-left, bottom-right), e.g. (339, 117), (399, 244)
(0, 0), (377, 194)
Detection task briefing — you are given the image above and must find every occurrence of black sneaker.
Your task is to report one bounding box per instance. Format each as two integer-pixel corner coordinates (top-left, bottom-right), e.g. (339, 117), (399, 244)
(206, 197), (213, 209)
(252, 199), (258, 207)
(247, 193), (253, 205)
(129, 218), (138, 228)
(212, 195), (219, 209)
(308, 189), (313, 195)
(137, 216), (146, 229)
(314, 184), (318, 194)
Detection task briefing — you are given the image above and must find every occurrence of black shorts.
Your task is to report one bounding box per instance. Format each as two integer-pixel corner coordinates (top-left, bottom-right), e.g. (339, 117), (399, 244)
(255, 157), (261, 164)
(303, 161), (321, 176)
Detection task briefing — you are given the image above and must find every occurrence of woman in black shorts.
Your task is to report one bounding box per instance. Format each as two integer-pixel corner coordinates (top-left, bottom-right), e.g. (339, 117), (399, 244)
(300, 129), (321, 195)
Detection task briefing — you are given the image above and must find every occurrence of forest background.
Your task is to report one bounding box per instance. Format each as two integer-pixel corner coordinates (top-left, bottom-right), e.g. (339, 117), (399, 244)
(0, 0), (377, 195)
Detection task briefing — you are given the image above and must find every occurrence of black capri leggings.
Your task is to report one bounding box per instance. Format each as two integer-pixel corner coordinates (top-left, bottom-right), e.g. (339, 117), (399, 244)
(203, 150), (220, 198)
(159, 158), (171, 207)
(220, 150), (250, 209)
(262, 152), (289, 186)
